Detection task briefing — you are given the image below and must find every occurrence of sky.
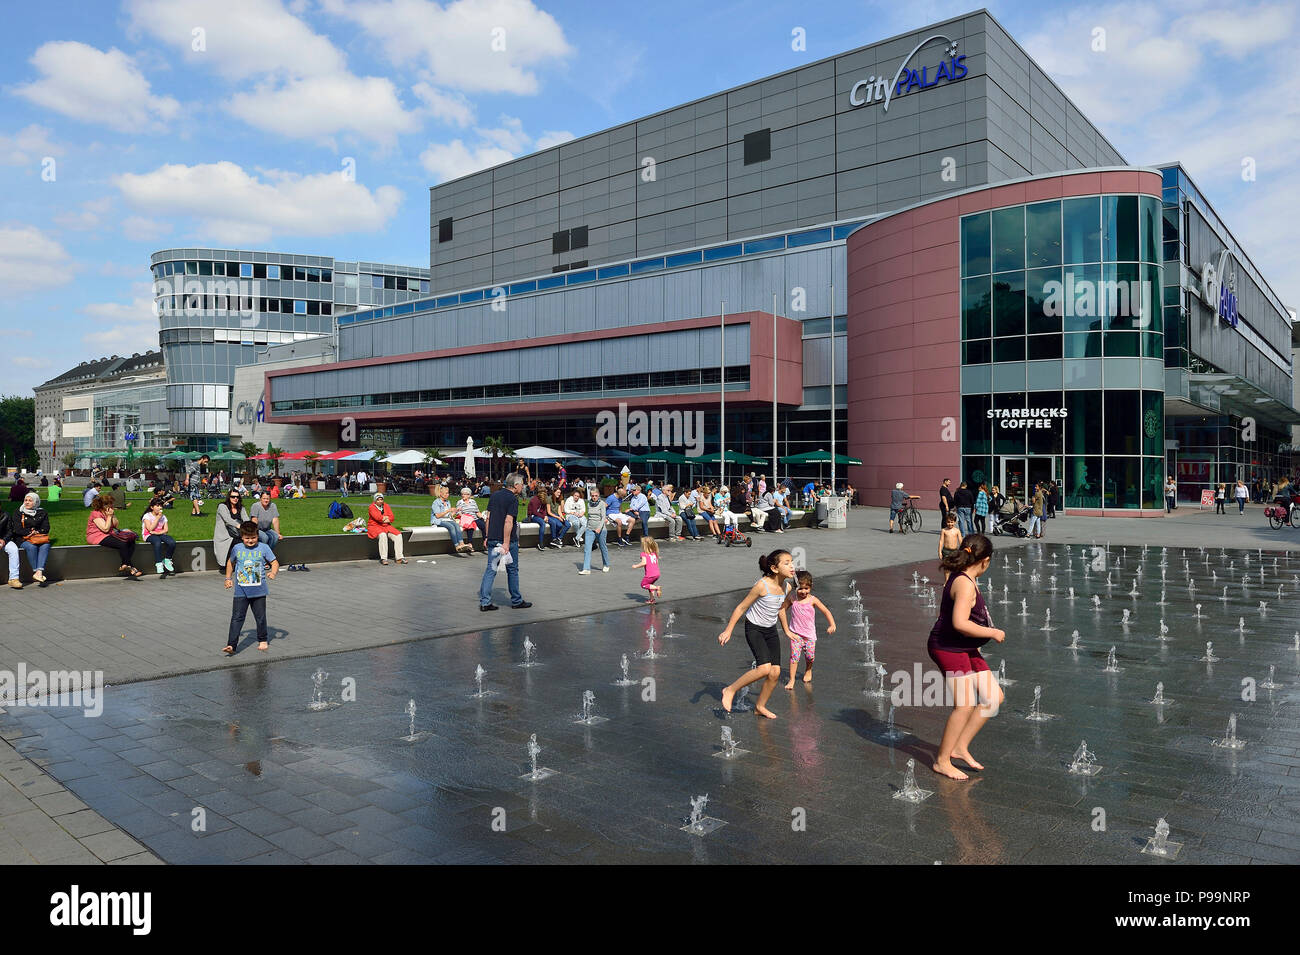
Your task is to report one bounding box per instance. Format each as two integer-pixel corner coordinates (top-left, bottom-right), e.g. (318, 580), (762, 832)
(2, 0), (1297, 396)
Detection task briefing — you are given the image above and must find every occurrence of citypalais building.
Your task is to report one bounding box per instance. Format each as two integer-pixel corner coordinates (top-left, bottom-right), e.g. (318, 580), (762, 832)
(158, 9), (1294, 514)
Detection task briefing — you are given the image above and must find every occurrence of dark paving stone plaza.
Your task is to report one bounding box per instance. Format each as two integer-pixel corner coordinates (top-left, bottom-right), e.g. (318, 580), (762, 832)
(1, 518), (1296, 865)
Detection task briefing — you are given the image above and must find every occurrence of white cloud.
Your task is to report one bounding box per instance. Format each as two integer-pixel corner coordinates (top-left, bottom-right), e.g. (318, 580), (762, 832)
(114, 161), (403, 244)
(227, 74), (421, 145)
(13, 356), (51, 369)
(420, 116), (574, 182)
(125, 0), (345, 81)
(127, 0), (422, 143)
(1023, 1), (1300, 310)
(13, 41), (179, 132)
(121, 216), (172, 242)
(54, 197), (113, 232)
(320, 0), (573, 94)
(412, 82), (475, 127)
(0, 225), (76, 293)
(82, 285), (162, 355)
(0, 125), (62, 165)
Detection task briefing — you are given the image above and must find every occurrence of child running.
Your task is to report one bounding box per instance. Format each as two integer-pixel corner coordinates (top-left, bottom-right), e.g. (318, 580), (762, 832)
(631, 537), (662, 602)
(717, 549), (796, 719)
(223, 520), (278, 655)
(780, 570), (836, 688)
(927, 533), (1005, 780)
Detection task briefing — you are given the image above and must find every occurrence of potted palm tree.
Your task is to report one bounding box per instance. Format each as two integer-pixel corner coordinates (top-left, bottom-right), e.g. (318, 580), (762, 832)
(61, 451), (77, 477)
(238, 441), (259, 482)
(265, 443), (284, 488)
(422, 448), (443, 494)
(305, 452), (323, 490)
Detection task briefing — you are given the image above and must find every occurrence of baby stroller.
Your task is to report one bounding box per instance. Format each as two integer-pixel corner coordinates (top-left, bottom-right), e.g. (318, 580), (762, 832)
(991, 499), (1030, 537)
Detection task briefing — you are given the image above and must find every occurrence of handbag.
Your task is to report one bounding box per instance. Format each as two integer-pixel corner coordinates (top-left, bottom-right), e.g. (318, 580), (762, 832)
(25, 532), (50, 546)
(111, 529), (138, 544)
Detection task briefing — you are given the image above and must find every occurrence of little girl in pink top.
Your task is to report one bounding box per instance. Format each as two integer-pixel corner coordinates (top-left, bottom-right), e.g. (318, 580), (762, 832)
(631, 537), (661, 603)
(781, 570), (835, 688)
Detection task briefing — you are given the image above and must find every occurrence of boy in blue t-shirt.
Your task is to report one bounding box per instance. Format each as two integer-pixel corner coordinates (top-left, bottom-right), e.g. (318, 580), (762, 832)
(223, 520), (278, 655)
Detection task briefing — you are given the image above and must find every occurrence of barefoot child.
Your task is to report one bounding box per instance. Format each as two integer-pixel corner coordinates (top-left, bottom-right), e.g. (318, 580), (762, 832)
(927, 534), (1005, 780)
(223, 521), (278, 655)
(780, 571), (835, 688)
(938, 510), (962, 571)
(631, 537), (662, 602)
(717, 549), (795, 719)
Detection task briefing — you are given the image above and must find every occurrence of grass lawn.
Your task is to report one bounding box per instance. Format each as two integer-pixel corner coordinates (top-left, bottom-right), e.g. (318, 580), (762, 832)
(12, 491), (538, 544)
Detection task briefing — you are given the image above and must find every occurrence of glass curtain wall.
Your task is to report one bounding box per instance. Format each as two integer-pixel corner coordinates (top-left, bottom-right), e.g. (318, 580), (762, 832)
(961, 195), (1165, 508)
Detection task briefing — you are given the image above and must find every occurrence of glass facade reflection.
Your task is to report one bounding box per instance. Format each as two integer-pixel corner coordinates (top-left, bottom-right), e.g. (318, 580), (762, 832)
(961, 195), (1166, 508)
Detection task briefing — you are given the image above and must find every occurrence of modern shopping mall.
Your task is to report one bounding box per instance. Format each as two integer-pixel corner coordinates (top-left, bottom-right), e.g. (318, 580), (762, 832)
(153, 9), (1295, 512)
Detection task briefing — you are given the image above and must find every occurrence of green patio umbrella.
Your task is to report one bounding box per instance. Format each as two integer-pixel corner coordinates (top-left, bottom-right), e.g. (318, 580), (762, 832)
(779, 449), (863, 465)
(630, 449), (689, 484)
(207, 450), (247, 462)
(687, 450), (769, 466)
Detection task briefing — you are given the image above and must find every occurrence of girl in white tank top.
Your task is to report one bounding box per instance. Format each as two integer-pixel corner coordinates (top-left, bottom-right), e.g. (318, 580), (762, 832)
(717, 550), (797, 719)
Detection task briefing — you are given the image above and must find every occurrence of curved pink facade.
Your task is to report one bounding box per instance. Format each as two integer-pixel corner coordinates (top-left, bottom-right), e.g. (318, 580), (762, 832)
(845, 169), (1164, 509)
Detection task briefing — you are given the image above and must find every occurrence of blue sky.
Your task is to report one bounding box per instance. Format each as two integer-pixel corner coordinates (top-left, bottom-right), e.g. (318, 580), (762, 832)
(2, 0), (1297, 396)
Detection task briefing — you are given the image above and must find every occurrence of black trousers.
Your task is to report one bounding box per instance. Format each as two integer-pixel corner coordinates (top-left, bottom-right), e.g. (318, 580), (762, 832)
(97, 535), (135, 564)
(227, 595), (268, 647)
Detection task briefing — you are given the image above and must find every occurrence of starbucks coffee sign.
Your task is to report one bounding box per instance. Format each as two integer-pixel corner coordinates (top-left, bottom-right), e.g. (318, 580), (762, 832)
(987, 408), (1069, 429)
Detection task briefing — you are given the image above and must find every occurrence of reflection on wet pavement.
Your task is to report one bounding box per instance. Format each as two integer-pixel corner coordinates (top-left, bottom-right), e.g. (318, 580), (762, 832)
(2, 543), (1297, 864)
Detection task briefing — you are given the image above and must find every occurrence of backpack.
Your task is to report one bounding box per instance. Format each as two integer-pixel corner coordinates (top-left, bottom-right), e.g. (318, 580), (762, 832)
(328, 501), (354, 520)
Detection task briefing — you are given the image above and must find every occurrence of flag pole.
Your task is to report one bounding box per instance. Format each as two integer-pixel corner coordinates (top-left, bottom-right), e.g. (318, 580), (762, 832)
(829, 281), (836, 493)
(720, 299), (726, 488)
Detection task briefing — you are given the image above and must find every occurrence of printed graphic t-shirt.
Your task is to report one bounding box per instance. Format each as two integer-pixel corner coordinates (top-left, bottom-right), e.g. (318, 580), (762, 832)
(230, 542), (276, 598)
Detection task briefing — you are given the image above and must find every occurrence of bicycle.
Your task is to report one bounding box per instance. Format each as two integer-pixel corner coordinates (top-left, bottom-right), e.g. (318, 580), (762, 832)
(897, 499), (922, 535)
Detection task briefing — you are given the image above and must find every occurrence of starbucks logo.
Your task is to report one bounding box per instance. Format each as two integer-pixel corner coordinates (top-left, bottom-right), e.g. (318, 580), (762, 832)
(1144, 408), (1160, 438)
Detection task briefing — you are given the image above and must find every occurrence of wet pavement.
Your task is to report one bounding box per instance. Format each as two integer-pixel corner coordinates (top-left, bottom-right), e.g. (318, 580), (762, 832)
(1, 541), (1297, 864)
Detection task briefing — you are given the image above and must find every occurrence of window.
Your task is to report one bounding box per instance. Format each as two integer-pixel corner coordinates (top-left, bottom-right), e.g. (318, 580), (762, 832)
(294, 300), (307, 314)
(743, 128), (771, 165)
(571, 226), (588, 250)
(294, 267), (307, 281)
(253, 263), (267, 279)
(240, 263), (253, 278)
(371, 275), (384, 289)
(438, 217), (453, 242)
(552, 230), (570, 254)
(267, 265), (281, 280)
(384, 275), (396, 289)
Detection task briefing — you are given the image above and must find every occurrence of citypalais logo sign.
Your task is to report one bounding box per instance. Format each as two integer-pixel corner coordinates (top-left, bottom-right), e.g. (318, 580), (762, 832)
(848, 34), (968, 111)
(1201, 248), (1239, 329)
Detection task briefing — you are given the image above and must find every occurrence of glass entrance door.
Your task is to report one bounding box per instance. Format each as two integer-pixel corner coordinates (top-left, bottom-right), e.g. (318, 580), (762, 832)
(1002, 456), (1054, 505)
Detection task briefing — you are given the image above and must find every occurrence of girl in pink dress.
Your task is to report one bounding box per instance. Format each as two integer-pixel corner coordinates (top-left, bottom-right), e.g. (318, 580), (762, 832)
(781, 571), (836, 688)
(631, 538), (661, 602)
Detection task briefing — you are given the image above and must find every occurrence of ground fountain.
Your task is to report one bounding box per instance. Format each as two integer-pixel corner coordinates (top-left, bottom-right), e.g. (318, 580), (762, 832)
(613, 653), (637, 686)
(1040, 609), (1053, 632)
(997, 658), (1016, 686)
(574, 689), (609, 726)
(520, 733), (556, 780)
(1067, 630), (1081, 651)
(681, 794), (725, 834)
(399, 699), (432, 742)
(641, 625), (664, 659)
(1142, 818), (1182, 859)
(1101, 646), (1123, 673)
(1019, 599), (1029, 617)
(1121, 608), (1131, 628)
(1200, 642), (1219, 663)
(1066, 740), (1101, 776)
(1025, 685), (1057, 721)
(1091, 595), (1101, 612)
(1150, 682), (1173, 705)
(307, 668), (335, 712)
(713, 726), (749, 760)
(471, 664), (496, 699)
(1158, 619), (1169, 641)
(863, 664), (890, 699)
(519, 636), (540, 668)
(1260, 665), (1283, 690)
(892, 757), (933, 803)
(880, 705), (907, 742)
(1212, 714), (1246, 750)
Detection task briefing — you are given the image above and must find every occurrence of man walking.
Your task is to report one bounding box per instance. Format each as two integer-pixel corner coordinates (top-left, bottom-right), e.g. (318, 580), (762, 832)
(479, 472), (532, 612)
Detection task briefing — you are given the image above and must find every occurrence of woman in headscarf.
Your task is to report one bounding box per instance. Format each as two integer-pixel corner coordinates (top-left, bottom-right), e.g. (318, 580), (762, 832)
(14, 491), (52, 584)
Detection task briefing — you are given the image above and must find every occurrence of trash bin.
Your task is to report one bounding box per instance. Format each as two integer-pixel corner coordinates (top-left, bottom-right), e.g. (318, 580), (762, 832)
(826, 495), (848, 529)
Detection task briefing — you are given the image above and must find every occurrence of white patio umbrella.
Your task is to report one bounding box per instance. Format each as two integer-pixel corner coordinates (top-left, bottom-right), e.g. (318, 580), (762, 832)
(464, 436), (475, 480)
(513, 445), (578, 460)
(380, 450), (427, 465)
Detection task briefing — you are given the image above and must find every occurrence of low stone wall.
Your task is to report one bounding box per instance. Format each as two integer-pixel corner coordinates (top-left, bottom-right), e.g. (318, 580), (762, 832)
(13, 510), (815, 582)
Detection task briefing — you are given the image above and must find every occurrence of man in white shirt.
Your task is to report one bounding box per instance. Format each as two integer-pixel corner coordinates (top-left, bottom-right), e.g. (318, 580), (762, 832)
(676, 486), (701, 539)
(357, 468), (368, 490)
